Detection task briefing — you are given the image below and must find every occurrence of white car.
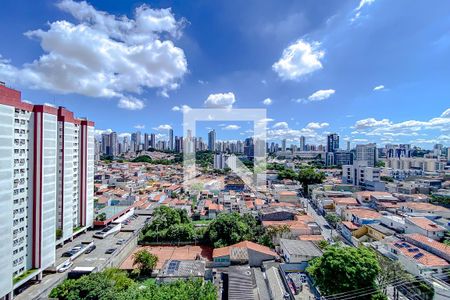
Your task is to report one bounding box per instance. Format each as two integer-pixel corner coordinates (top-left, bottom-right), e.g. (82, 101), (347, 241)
(58, 261), (73, 273)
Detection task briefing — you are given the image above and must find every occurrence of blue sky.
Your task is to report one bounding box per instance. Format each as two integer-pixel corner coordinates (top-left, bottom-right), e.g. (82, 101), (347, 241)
(0, 0), (449, 147)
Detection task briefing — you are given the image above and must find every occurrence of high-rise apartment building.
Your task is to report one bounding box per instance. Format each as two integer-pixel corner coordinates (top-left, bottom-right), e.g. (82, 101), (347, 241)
(300, 136), (305, 151)
(281, 139), (287, 152)
(168, 129), (174, 151)
(326, 133), (339, 153)
(144, 133), (149, 151)
(208, 129), (216, 151)
(356, 143), (377, 167)
(0, 84), (94, 300)
(150, 133), (156, 149)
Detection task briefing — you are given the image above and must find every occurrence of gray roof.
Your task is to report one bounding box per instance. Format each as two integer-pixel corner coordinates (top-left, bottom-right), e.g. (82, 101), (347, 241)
(366, 223), (396, 236)
(280, 239), (323, 257)
(158, 260), (205, 278)
(228, 266), (258, 300)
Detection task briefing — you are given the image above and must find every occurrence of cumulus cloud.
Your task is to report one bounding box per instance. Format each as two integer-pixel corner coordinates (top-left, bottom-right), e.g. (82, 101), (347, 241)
(117, 97), (145, 110)
(134, 124), (145, 129)
(153, 124), (172, 131)
(306, 122), (329, 129)
(262, 98), (273, 105)
(222, 124), (241, 130)
(373, 85), (385, 91)
(352, 108), (450, 138)
(272, 39), (324, 80)
(273, 122), (289, 129)
(0, 0), (187, 109)
(307, 89), (335, 102)
(204, 92), (236, 109)
(172, 104), (191, 113)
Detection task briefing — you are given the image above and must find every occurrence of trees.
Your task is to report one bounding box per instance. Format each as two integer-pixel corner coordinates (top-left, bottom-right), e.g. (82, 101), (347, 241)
(278, 168), (297, 180)
(325, 213), (341, 228)
(204, 212), (256, 247)
(132, 249), (158, 276)
(297, 167), (326, 195)
(50, 268), (217, 300)
(307, 246), (380, 298)
(140, 206), (201, 244)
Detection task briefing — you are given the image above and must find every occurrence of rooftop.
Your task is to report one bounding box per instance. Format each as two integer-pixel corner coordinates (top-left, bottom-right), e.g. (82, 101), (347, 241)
(280, 239), (323, 258)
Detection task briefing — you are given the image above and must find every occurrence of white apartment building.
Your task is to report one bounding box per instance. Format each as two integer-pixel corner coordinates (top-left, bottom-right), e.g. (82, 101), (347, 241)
(0, 84), (95, 300)
(342, 161), (385, 191)
(386, 157), (446, 172)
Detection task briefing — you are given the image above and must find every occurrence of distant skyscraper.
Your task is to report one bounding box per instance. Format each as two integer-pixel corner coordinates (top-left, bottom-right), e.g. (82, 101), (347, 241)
(101, 133), (110, 155)
(109, 131), (118, 156)
(327, 133), (339, 153)
(168, 129), (174, 150)
(144, 133), (149, 150)
(244, 137), (254, 158)
(208, 129), (216, 151)
(282, 139), (287, 151)
(347, 141), (351, 151)
(150, 133), (156, 149)
(300, 136), (306, 151)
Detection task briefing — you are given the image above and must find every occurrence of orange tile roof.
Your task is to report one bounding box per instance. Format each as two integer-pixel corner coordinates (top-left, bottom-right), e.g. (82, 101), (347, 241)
(405, 233), (450, 257)
(356, 191), (392, 197)
(298, 235), (324, 241)
(392, 241), (449, 267)
(212, 241), (277, 258)
(332, 197), (359, 206)
(254, 198), (264, 206)
(403, 202), (450, 212)
(278, 191), (297, 196)
(341, 221), (359, 231)
(245, 201), (255, 209)
(407, 217), (445, 232)
(270, 202), (298, 208)
(346, 208), (381, 220)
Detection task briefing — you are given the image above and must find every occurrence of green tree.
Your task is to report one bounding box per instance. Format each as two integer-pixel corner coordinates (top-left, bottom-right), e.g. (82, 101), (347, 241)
(132, 249), (158, 276)
(325, 213), (341, 228)
(205, 212), (256, 247)
(297, 167), (326, 195)
(307, 246), (380, 298)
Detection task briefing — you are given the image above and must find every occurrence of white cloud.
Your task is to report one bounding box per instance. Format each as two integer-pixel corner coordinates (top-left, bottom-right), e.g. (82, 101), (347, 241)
(354, 118), (392, 130)
(356, 0), (375, 11)
(272, 39), (324, 80)
(117, 97), (145, 110)
(352, 108), (450, 138)
(95, 128), (112, 136)
(204, 92), (236, 109)
(441, 108), (450, 118)
(273, 122), (289, 129)
(153, 124), (172, 131)
(172, 104), (191, 113)
(134, 124), (145, 129)
(306, 122), (329, 129)
(0, 0), (187, 109)
(352, 0), (376, 22)
(307, 89), (335, 102)
(222, 124), (241, 130)
(262, 98), (273, 105)
(373, 85), (385, 91)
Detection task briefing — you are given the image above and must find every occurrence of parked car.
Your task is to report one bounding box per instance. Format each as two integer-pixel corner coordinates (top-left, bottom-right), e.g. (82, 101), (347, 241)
(116, 239), (126, 245)
(85, 245), (96, 254)
(105, 248), (116, 254)
(58, 261), (73, 273)
(61, 250), (77, 257)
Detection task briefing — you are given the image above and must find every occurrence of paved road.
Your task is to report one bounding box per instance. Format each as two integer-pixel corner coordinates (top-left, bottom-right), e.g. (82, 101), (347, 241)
(301, 198), (344, 243)
(15, 215), (149, 300)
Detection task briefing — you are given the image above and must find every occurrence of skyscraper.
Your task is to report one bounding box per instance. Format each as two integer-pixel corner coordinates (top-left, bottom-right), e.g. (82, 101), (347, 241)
(0, 84), (94, 299)
(300, 136), (306, 151)
(109, 131), (118, 156)
(168, 129), (174, 150)
(327, 133), (339, 153)
(150, 133), (156, 149)
(208, 129), (216, 151)
(144, 133), (149, 151)
(282, 139), (287, 151)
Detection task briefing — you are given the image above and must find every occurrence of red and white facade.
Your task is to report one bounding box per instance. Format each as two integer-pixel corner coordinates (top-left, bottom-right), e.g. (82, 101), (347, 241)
(0, 84), (95, 300)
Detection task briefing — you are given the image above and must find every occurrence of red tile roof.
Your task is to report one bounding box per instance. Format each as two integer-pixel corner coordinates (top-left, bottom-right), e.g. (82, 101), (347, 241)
(213, 241), (277, 258)
(407, 217), (445, 232)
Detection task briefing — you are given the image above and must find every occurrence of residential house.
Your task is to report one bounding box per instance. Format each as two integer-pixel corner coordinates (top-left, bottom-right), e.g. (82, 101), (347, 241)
(279, 239), (323, 263)
(405, 217), (446, 241)
(212, 241), (278, 267)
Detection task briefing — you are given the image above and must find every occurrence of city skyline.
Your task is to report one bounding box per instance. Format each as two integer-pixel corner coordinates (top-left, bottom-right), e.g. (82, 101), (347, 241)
(0, 0), (449, 148)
